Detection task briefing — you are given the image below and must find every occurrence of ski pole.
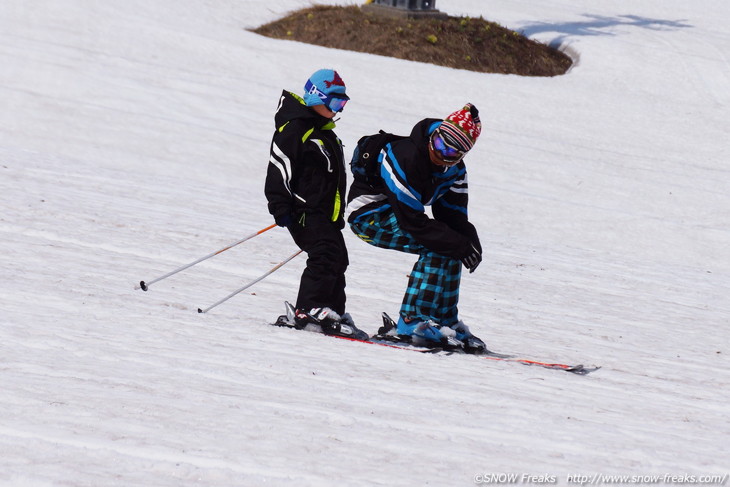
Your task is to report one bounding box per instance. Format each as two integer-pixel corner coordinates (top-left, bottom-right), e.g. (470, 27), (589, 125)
(136, 223), (277, 291)
(197, 249), (303, 314)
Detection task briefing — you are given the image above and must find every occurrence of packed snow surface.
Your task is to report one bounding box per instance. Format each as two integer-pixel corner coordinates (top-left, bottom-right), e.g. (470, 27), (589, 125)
(1, 0), (728, 486)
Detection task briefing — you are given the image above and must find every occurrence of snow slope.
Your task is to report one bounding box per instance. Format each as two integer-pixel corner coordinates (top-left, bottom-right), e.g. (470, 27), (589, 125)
(1, 0), (728, 485)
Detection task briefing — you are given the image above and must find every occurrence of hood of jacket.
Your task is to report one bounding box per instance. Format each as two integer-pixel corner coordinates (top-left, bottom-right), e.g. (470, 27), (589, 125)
(275, 90), (336, 131)
(408, 117), (443, 160)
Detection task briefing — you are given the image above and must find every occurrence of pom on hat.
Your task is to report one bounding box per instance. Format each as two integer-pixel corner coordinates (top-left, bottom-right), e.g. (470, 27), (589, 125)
(438, 103), (482, 152)
(303, 69), (349, 107)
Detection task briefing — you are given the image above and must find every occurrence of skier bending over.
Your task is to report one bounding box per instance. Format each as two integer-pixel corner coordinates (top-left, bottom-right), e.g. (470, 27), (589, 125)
(346, 104), (486, 353)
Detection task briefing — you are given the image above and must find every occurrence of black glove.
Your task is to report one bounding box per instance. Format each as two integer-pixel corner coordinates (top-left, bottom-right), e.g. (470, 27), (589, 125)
(460, 243), (482, 273)
(275, 213), (292, 228)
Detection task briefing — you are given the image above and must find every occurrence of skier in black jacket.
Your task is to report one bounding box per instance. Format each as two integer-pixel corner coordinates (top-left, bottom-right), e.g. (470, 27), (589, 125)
(347, 104), (486, 353)
(265, 69), (366, 340)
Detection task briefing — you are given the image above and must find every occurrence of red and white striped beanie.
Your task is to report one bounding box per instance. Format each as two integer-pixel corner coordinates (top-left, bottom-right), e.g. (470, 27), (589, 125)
(438, 103), (482, 152)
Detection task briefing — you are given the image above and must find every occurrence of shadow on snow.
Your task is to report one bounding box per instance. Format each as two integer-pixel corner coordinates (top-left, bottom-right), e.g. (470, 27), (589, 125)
(520, 14), (692, 38)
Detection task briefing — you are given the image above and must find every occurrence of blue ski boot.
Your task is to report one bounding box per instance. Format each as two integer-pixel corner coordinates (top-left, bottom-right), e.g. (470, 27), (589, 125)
(396, 316), (464, 350)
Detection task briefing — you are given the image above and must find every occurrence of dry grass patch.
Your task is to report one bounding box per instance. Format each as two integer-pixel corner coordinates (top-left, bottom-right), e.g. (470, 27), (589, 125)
(252, 5), (572, 76)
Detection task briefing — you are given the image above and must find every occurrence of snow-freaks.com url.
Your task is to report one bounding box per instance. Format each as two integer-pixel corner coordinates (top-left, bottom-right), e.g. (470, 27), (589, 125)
(566, 474), (728, 485)
(473, 474), (728, 485)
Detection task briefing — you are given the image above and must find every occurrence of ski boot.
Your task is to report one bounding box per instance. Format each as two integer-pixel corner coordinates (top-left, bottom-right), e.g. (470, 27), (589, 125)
(294, 306), (369, 341)
(395, 316), (465, 351)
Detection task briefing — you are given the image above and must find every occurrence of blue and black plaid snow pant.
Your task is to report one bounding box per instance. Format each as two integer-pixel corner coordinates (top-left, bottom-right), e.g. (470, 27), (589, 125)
(350, 210), (461, 326)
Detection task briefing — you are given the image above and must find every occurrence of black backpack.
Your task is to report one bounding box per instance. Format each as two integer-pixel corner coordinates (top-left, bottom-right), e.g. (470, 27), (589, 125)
(350, 130), (405, 185)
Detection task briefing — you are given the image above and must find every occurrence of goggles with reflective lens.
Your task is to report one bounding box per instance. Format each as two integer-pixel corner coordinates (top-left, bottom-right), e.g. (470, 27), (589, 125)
(325, 94), (348, 113)
(305, 80), (349, 113)
(430, 131), (466, 165)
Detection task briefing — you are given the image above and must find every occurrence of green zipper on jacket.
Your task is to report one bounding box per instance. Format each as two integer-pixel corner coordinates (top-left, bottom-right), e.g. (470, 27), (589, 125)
(332, 189), (341, 222)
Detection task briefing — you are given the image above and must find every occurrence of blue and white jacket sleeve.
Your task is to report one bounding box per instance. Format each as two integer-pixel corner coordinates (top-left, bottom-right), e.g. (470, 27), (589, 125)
(380, 144), (475, 260)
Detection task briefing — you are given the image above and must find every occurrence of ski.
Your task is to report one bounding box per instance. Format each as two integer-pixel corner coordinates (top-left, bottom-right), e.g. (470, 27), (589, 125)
(370, 333), (597, 375)
(372, 312), (599, 375)
(270, 303), (599, 375)
(270, 313), (441, 353)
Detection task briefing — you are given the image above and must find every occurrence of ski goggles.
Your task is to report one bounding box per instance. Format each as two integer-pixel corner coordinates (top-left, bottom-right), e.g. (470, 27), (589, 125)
(430, 130), (466, 165)
(325, 94), (348, 113)
(305, 80), (349, 113)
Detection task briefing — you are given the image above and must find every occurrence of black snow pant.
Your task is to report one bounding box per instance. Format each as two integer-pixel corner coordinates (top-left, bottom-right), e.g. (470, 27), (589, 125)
(289, 214), (348, 315)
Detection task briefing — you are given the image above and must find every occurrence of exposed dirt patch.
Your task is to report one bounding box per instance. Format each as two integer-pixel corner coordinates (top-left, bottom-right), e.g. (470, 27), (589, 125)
(252, 5), (572, 77)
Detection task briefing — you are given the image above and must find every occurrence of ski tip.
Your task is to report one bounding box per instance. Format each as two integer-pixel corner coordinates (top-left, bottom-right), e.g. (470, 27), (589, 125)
(570, 365), (601, 375)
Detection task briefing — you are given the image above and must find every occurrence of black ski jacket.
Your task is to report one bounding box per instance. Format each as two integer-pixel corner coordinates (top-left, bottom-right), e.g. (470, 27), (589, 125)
(347, 118), (480, 260)
(265, 91), (347, 228)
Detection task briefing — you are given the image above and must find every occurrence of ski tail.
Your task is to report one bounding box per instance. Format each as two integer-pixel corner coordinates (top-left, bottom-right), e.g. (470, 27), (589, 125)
(285, 301), (296, 323)
(378, 312), (398, 336)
